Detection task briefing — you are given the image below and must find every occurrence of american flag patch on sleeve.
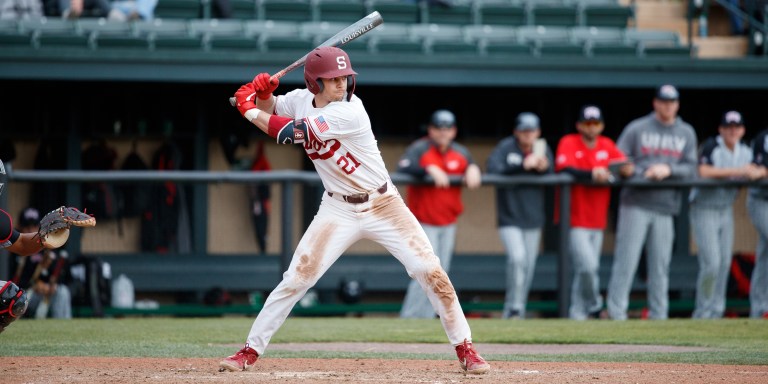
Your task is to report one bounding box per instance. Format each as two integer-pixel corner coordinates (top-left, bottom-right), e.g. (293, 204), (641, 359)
(314, 115), (330, 133)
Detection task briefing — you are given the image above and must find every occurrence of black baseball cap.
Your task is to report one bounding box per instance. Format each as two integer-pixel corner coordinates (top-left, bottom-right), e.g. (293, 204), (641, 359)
(655, 84), (679, 101)
(18, 207), (40, 227)
(515, 112), (540, 131)
(430, 109), (456, 128)
(578, 105), (603, 122)
(720, 110), (744, 126)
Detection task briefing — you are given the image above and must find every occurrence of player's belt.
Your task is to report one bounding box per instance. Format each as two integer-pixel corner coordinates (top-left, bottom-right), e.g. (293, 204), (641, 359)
(327, 182), (388, 204)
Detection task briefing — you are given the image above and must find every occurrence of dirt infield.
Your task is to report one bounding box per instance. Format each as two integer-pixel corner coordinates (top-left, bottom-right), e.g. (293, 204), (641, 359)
(4, 343), (768, 384)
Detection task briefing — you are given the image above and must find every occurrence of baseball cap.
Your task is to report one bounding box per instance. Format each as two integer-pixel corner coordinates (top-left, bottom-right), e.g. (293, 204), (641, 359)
(655, 84), (679, 101)
(578, 105), (603, 122)
(430, 109), (456, 128)
(515, 112), (540, 131)
(720, 110), (744, 126)
(18, 207), (40, 227)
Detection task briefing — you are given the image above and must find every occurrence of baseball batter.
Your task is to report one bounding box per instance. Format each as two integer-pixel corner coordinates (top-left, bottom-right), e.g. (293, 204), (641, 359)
(221, 47), (490, 374)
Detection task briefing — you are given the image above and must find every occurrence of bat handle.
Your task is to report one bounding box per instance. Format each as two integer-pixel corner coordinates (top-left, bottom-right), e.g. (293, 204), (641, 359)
(230, 71), (284, 107)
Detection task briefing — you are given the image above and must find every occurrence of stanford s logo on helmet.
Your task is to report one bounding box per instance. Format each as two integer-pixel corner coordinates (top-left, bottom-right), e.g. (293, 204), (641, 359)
(304, 46), (357, 101)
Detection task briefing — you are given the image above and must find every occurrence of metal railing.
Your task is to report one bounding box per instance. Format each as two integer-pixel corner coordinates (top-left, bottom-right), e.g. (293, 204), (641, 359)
(4, 170), (767, 317)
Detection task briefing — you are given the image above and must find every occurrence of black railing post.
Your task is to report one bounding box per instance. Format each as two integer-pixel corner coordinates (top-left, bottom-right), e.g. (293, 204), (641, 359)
(280, 180), (294, 276)
(558, 184), (572, 318)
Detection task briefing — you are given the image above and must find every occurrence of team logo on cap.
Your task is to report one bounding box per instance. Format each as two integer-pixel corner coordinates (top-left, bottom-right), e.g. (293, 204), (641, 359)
(583, 106), (601, 120)
(724, 111), (742, 125)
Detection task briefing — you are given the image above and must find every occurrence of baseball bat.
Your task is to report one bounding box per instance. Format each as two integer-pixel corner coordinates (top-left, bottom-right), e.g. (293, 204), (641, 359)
(229, 11), (384, 107)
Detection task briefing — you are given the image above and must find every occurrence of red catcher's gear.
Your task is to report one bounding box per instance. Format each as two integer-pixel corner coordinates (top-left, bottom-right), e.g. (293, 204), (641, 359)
(303, 46), (357, 100)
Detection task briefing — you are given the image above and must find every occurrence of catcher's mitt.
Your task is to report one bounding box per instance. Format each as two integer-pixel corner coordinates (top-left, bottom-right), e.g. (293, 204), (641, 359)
(38, 206), (96, 249)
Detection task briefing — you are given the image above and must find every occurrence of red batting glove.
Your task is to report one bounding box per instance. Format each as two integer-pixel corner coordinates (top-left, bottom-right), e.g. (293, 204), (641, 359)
(234, 82), (257, 118)
(253, 73), (279, 100)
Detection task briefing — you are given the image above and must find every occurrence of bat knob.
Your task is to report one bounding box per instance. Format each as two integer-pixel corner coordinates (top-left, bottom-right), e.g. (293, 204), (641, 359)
(229, 97), (236, 107)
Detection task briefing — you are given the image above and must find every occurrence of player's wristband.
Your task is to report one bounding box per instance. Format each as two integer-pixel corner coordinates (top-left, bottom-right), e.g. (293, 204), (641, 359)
(244, 109), (260, 122)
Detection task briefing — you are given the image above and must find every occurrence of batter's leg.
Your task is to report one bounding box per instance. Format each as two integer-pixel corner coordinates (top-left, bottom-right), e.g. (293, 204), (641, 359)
(400, 223), (456, 318)
(245, 197), (361, 354)
(607, 204), (651, 320)
(747, 196), (768, 318)
(644, 211), (674, 320)
(367, 194), (471, 345)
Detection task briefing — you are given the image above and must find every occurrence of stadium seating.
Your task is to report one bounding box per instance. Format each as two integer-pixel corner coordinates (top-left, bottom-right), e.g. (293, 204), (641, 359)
(580, 1), (633, 28)
(483, 40), (532, 56)
(422, 0), (474, 25)
(0, 1), (695, 60)
(365, 0), (420, 24)
(463, 24), (518, 45)
(314, 0), (368, 23)
(154, 0), (203, 19)
(95, 34), (151, 50)
(228, 0), (260, 20)
(260, 0), (314, 22)
(529, 0), (579, 27)
(299, 20), (350, 44)
(473, 0), (527, 26)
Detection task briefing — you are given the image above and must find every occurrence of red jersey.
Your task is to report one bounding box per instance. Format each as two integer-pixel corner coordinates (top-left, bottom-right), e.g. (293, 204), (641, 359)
(400, 139), (473, 226)
(555, 134), (626, 229)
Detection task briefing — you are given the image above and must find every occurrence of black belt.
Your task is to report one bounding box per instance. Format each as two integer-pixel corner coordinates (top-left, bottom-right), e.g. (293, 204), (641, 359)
(327, 183), (388, 204)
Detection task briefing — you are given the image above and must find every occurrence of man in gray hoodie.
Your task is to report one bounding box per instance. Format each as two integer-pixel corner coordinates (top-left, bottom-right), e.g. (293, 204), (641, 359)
(606, 84), (698, 320)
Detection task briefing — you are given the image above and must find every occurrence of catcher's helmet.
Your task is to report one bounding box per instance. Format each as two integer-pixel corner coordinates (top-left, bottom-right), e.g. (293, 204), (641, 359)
(304, 46), (357, 100)
(0, 159), (6, 198)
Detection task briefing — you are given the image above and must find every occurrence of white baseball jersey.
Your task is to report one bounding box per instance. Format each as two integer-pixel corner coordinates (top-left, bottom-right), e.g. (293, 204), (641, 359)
(275, 89), (390, 195)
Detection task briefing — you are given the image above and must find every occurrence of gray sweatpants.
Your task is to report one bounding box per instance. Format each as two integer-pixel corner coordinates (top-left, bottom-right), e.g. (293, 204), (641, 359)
(747, 195), (768, 318)
(689, 204), (734, 319)
(400, 223), (457, 319)
(569, 228), (604, 320)
(498, 226), (542, 318)
(607, 204), (674, 320)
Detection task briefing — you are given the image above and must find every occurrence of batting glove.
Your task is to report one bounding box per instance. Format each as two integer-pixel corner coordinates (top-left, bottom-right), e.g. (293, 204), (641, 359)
(253, 73), (279, 100)
(234, 82), (258, 118)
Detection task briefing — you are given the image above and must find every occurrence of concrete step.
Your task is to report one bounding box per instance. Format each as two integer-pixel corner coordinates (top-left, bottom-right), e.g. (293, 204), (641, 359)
(690, 36), (749, 58)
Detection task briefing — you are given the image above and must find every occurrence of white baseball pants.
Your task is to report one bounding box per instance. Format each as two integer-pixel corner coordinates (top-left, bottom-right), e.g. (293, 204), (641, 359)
(400, 223), (457, 319)
(245, 183), (472, 354)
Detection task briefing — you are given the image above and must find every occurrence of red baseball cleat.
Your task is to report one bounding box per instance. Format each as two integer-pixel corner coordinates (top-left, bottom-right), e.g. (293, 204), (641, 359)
(219, 345), (259, 372)
(455, 339), (491, 374)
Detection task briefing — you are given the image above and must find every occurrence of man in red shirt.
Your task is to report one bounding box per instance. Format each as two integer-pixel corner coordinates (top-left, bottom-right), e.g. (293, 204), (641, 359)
(397, 109), (482, 318)
(555, 105), (634, 319)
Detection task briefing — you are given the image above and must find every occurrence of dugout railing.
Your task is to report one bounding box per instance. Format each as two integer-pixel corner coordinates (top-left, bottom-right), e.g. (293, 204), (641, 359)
(2, 170), (765, 318)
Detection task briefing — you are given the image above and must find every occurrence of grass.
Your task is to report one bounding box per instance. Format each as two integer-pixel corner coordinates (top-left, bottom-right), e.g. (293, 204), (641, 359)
(1, 317), (767, 365)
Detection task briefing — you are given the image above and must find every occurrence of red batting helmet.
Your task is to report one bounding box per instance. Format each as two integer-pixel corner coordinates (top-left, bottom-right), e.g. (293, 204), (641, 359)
(304, 46), (357, 100)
